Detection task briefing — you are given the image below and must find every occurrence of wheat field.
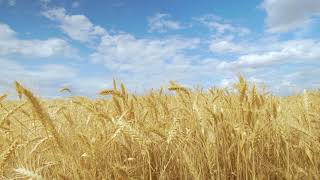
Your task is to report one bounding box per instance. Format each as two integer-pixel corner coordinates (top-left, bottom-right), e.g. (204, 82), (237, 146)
(0, 76), (319, 179)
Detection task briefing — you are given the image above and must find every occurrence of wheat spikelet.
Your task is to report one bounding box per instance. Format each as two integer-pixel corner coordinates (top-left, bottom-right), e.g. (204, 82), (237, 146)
(119, 120), (148, 145)
(167, 118), (180, 144)
(168, 81), (190, 95)
(234, 75), (247, 105)
(111, 96), (122, 115)
(99, 89), (123, 98)
(251, 84), (257, 108)
(127, 99), (135, 119)
(182, 151), (202, 179)
(113, 78), (118, 91)
(303, 89), (309, 112)
(29, 137), (48, 155)
(61, 110), (74, 126)
(272, 100), (278, 119)
(106, 112), (128, 144)
(120, 82), (127, 96)
(0, 93), (8, 102)
(0, 101), (27, 128)
(113, 164), (129, 179)
(14, 167), (43, 180)
(14, 81), (65, 152)
(58, 173), (72, 180)
(239, 82), (247, 104)
(77, 133), (92, 150)
(112, 112), (150, 145)
(0, 140), (18, 168)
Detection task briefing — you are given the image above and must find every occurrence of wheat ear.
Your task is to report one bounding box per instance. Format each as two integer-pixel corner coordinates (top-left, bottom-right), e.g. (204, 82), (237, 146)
(14, 81), (65, 152)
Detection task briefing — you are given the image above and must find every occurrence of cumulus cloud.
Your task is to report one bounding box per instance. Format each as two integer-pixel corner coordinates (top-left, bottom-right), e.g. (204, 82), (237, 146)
(148, 13), (185, 33)
(262, 0), (320, 33)
(0, 23), (78, 58)
(42, 7), (106, 42)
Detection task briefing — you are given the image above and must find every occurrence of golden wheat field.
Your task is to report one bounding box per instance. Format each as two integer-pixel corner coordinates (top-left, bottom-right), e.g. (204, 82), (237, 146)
(0, 76), (319, 180)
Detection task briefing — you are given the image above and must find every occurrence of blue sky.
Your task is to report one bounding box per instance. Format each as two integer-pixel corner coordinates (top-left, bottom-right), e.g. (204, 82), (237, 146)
(0, 0), (320, 97)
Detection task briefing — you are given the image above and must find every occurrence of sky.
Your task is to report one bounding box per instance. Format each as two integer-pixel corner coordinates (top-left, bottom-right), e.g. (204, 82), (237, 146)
(0, 0), (320, 98)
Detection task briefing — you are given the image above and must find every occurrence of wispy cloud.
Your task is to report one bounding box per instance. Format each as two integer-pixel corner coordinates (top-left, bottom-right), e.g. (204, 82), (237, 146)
(148, 13), (185, 33)
(209, 39), (245, 53)
(195, 14), (251, 36)
(72, 1), (80, 8)
(8, 0), (15, 6)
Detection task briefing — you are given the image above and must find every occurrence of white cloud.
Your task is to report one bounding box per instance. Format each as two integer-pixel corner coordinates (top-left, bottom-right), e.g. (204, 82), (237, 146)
(8, 0), (15, 6)
(39, 9), (222, 93)
(219, 78), (236, 88)
(0, 23), (78, 58)
(0, 58), (78, 97)
(195, 14), (252, 55)
(209, 40), (245, 53)
(39, 0), (51, 6)
(262, 0), (320, 33)
(42, 7), (106, 42)
(72, 1), (80, 8)
(0, 57), (113, 98)
(217, 39), (320, 70)
(0, 23), (15, 39)
(88, 32), (229, 91)
(3, 6), (315, 96)
(148, 13), (185, 33)
(0, 0), (18, 6)
(90, 33), (200, 72)
(196, 14), (251, 36)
